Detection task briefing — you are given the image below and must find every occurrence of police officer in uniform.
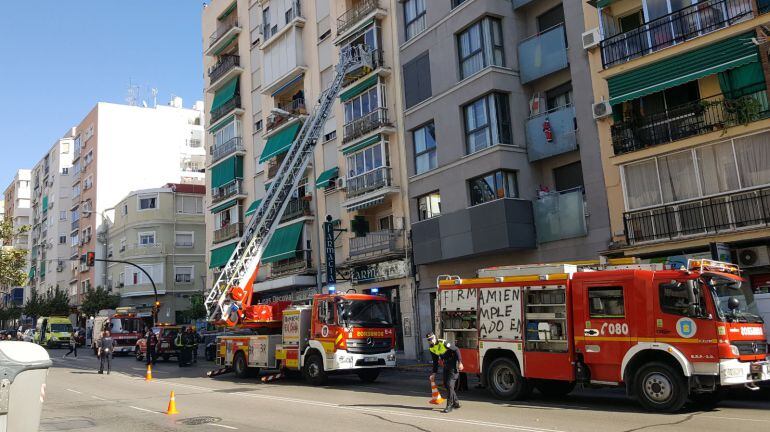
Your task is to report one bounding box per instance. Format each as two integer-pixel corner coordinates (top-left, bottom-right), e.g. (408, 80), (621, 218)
(426, 332), (463, 413)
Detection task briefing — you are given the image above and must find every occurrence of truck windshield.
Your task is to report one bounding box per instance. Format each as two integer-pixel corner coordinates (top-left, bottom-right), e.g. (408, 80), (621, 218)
(705, 275), (764, 323)
(51, 324), (72, 333)
(110, 318), (141, 334)
(339, 300), (393, 327)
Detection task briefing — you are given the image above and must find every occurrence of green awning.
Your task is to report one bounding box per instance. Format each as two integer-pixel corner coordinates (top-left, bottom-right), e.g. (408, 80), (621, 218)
(211, 155), (243, 188)
(340, 75), (378, 102)
(210, 243), (238, 269)
(608, 33), (759, 104)
(212, 35), (238, 56)
(315, 167), (339, 188)
(262, 221), (304, 264)
(245, 199), (263, 217)
(40, 261), (46, 276)
(211, 199), (238, 214)
(217, 1), (237, 20)
(29, 266), (35, 278)
(264, 182), (271, 191)
(209, 115), (235, 133)
(259, 122), (302, 163)
(595, 0), (618, 7)
(211, 77), (239, 113)
(342, 134), (381, 155)
(42, 196), (48, 212)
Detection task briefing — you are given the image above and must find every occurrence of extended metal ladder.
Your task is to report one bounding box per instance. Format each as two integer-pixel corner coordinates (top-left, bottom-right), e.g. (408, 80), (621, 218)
(205, 45), (374, 322)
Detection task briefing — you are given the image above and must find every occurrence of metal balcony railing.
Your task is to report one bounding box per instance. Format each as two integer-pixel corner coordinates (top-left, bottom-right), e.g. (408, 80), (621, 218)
(600, 0), (754, 69)
(612, 85), (770, 155)
(280, 198), (312, 222)
(518, 24), (568, 84)
(270, 250), (313, 278)
(214, 222), (243, 244)
(211, 179), (244, 203)
(346, 166), (392, 198)
(278, 98), (307, 116)
(533, 188), (587, 243)
(342, 48), (384, 87)
(625, 187), (770, 245)
(343, 107), (390, 143)
(210, 137), (244, 163)
(349, 229), (401, 257)
(211, 95), (242, 124)
(209, 19), (240, 48)
(209, 55), (240, 83)
(338, 0), (379, 34)
(123, 243), (165, 257)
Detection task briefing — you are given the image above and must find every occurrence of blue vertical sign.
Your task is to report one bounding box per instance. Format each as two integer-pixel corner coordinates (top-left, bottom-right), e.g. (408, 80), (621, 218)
(324, 221), (336, 286)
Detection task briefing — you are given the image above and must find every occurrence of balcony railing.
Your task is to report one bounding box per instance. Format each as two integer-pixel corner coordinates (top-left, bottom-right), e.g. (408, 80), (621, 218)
(208, 55), (240, 83)
(349, 229), (401, 257)
(209, 19), (239, 48)
(347, 166), (392, 198)
(338, 0), (380, 34)
(211, 95), (241, 124)
(600, 0), (754, 69)
(612, 85), (770, 155)
(343, 107), (390, 143)
(211, 137), (244, 163)
(214, 222), (243, 244)
(624, 187), (770, 245)
(70, 220), (79, 232)
(270, 250), (313, 278)
(123, 243), (165, 257)
(280, 198), (312, 223)
(212, 179), (244, 203)
(518, 24), (568, 84)
(526, 104), (577, 161)
(278, 98), (307, 116)
(533, 188), (587, 243)
(342, 48), (384, 87)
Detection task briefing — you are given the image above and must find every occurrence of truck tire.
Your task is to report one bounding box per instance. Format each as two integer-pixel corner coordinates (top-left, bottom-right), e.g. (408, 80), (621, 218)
(135, 348), (143, 362)
(303, 353), (328, 386)
(162, 354), (170, 362)
(486, 357), (530, 400)
(357, 368), (381, 383)
(634, 362), (688, 412)
(534, 380), (576, 398)
(233, 352), (251, 379)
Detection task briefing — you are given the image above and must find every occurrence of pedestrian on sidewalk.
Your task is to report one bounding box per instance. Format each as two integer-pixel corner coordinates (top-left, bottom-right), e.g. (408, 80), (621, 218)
(98, 330), (115, 374)
(426, 332), (464, 413)
(64, 330), (78, 358)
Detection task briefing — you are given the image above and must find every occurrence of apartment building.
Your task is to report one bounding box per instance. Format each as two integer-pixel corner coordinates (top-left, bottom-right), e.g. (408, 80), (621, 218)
(398, 0), (612, 347)
(3, 169), (32, 302)
(28, 132), (75, 296)
(583, 1), (770, 290)
(203, 0), (419, 357)
(104, 184), (206, 321)
(68, 100), (206, 306)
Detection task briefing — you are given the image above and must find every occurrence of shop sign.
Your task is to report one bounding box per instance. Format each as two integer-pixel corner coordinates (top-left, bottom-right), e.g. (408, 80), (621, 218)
(260, 286), (322, 303)
(352, 259), (408, 285)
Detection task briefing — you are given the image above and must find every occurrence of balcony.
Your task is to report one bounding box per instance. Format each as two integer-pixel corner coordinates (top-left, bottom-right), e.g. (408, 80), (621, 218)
(70, 220), (79, 232)
(208, 55), (242, 90)
(347, 166), (392, 198)
(70, 245), (79, 258)
(260, 0), (304, 43)
(533, 188), (587, 243)
(123, 243), (165, 257)
(214, 222), (243, 244)
(261, 25), (307, 94)
(212, 179), (245, 204)
(211, 95), (242, 124)
(600, 0), (754, 69)
(526, 104), (577, 161)
(343, 108), (391, 144)
(210, 137), (245, 164)
(270, 250), (314, 278)
(518, 24), (568, 84)
(278, 98), (307, 116)
(349, 229), (403, 258)
(280, 198), (312, 223)
(337, 0), (383, 36)
(612, 86), (770, 155)
(342, 49), (386, 88)
(206, 19), (241, 57)
(624, 187), (770, 245)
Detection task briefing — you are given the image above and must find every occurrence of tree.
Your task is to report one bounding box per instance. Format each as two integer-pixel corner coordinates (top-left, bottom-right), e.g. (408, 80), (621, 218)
(0, 219), (29, 292)
(23, 288), (45, 323)
(41, 289), (70, 317)
(176, 293), (206, 324)
(80, 286), (120, 318)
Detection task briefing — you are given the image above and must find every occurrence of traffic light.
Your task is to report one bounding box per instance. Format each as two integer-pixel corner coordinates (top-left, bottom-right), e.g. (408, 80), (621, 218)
(154, 300), (161, 309)
(86, 251), (95, 266)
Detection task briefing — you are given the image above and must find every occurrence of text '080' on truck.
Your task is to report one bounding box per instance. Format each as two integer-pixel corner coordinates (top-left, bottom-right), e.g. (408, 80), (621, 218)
(214, 295), (397, 384)
(437, 259), (769, 412)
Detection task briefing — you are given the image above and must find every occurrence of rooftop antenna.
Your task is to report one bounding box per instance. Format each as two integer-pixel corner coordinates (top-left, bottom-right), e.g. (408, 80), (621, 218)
(151, 88), (158, 108)
(126, 78), (140, 106)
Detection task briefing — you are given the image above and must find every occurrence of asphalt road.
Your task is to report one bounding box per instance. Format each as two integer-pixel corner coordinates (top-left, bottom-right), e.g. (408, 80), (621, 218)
(39, 347), (770, 432)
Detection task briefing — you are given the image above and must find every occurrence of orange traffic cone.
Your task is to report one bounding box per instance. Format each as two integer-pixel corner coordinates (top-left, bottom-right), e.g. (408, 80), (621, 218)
(165, 391), (179, 415)
(145, 364), (153, 382)
(429, 375), (445, 405)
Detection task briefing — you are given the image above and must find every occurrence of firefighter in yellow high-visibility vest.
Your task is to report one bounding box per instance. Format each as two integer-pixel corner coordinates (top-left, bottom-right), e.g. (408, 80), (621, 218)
(427, 332), (463, 413)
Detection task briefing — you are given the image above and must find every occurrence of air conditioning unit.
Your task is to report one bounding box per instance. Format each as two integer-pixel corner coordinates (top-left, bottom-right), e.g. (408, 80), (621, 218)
(335, 177), (347, 190)
(582, 27), (601, 51)
(736, 246), (770, 267)
(593, 100), (613, 119)
(79, 264), (89, 272)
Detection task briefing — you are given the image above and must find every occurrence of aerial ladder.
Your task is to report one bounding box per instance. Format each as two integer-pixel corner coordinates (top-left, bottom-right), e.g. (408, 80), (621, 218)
(205, 45), (375, 325)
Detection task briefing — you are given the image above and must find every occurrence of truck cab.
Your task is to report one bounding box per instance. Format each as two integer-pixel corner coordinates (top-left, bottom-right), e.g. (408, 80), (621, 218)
(35, 317), (73, 348)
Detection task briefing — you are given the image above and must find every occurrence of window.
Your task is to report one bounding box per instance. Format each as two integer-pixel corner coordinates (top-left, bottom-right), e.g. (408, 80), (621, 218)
(343, 85), (382, 124)
(254, 119), (263, 132)
(457, 17), (504, 79)
(469, 170), (517, 206)
(216, 206), (239, 228)
(126, 264), (163, 286)
(84, 151), (94, 166)
(176, 195), (203, 214)
(546, 82), (573, 110)
(323, 130), (337, 141)
(138, 232), (156, 246)
(537, 4), (565, 33)
(175, 232), (194, 248)
(174, 266), (194, 284)
(59, 235), (67, 245)
(59, 211), (67, 221)
(403, 52), (432, 108)
(659, 281), (707, 316)
(107, 245), (113, 258)
(70, 233), (79, 246)
(553, 162), (584, 192)
(61, 167), (69, 175)
(463, 93), (511, 153)
(451, 0), (467, 8)
(404, 0), (426, 41)
(120, 238), (126, 252)
(379, 215), (394, 230)
(121, 203), (128, 216)
(213, 118), (241, 148)
(72, 183), (80, 198)
(83, 176), (93, 190)
(413, 122), (437, 175)
(588, 287), (625, 318)
(417, 192), (441, 220)
(346, 142), (386, 178)
(138, 194), (157, 210)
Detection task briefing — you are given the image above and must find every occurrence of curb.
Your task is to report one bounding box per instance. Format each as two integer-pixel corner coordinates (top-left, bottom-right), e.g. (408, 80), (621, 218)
(394, 363), (432, 372)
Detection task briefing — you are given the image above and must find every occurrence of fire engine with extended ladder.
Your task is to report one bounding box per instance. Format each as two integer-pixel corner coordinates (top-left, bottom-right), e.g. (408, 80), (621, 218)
(437, 259), (770, 412)
(204, 45), (396, 384)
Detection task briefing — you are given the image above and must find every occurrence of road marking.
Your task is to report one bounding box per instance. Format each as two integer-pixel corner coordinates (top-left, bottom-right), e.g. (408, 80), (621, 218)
(91, 395), (106, 401)
(65, 388), (82, 394)
(703, 416), (770, 423)
(211, 424), (238, 430)
(128, 405), (161, 415)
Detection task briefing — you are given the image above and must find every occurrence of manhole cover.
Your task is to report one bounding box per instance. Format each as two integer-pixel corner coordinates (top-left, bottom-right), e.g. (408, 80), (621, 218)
(176, 416), (222, 426)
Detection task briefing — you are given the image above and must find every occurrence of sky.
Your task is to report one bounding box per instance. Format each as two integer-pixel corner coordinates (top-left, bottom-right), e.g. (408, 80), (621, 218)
(0, 0), (205, 190)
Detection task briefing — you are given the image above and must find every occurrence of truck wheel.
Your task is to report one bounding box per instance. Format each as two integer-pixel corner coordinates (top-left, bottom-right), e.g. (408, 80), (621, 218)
(534, 380), (576, 397)
(487, 357), (530, 400)
(135, 348), (143, 362)
(303, 353), (328, 386)
(162, 355), (170, 362)
(690, 390), (724, 409)
(634, 362), (688, 412)
(233, 352), (250, 378)
(46, 340), (54, 349)
(357, 368), (380, 383)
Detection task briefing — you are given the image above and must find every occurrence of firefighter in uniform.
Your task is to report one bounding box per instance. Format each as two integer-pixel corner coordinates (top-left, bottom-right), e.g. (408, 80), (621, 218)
(427, 332), (463, 413)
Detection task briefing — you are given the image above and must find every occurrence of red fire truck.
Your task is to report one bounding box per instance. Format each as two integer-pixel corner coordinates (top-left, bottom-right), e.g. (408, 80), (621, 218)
(215, 294), (396, 384)
(91, 307), (145, 355)
(437, 259), (769, 412)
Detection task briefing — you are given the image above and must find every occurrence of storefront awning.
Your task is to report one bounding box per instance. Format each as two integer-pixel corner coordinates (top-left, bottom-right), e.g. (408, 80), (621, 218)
(211, 199), (238, 214)
(210, 243), (238, 269)
(211, 77), (239, 113)
(315, 167), (339, 189)
(342, 134), (381, 155)
(340, 75), (378, 102)
(245, 199), (263, 217)
(608, 33), (758, 104)
(259, 122), (302, 163)
(262, 221), (304, 264)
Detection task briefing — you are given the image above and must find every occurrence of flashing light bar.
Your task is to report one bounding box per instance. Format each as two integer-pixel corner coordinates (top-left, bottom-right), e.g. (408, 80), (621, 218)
(687, 259), (740, 275)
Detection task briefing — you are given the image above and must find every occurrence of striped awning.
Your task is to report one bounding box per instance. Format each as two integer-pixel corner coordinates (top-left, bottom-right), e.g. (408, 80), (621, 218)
(345, 197), (384, 212)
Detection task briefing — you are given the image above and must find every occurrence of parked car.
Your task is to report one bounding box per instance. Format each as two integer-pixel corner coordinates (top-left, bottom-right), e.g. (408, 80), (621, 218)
(22, 329), (36, 342)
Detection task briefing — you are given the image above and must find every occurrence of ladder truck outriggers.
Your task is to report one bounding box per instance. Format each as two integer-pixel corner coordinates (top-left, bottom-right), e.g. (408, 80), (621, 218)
(437, 259), (769, 412)
(205, 46), (397, 385)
